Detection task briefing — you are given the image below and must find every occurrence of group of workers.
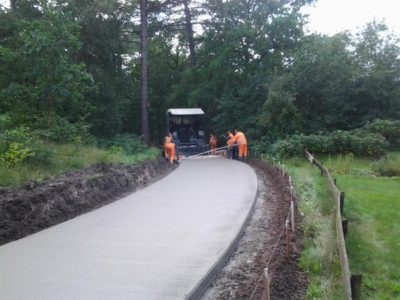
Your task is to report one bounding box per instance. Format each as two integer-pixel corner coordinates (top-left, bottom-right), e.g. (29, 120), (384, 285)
(163, 128), (248, 164)
(210, 129), (248, 161)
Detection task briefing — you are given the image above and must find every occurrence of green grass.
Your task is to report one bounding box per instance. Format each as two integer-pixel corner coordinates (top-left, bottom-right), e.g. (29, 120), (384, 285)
(280, 157), (344, 299)
(0, 143), (160, 187)
(321, 153), (400, 299)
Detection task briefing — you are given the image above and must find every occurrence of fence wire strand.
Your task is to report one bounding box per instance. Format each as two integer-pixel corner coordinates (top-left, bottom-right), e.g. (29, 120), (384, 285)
(247, 156), (297, 300)
(248, 203), (292, 300)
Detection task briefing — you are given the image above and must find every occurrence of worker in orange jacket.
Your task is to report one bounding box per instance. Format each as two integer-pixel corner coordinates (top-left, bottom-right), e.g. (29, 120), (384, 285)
(163, 132), (176, 164)
(226, 131), (236, 159)
(209, 133), (217, 154)
(233, 128), (248, 161)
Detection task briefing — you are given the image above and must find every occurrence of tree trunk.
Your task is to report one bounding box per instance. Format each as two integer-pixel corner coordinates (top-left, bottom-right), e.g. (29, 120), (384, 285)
(140, 0), (150, 144)
(183, 0), (197, 68)
(10, 0), (17, 12)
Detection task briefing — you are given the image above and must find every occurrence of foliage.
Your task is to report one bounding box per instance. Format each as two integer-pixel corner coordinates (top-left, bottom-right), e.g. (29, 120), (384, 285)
(97, 134), (148, 156)
(0, 142), (159, 187)
(1, 0), (400, 145)
(257, 77), (302, 137)
(0, 6), (95, 131)
(1, 142), (34, 166)
(59, 0), (137, 137)
(266, 119), (400, 159)
(267, 122), (391, 158)
(364, 119), (400, 149)
(371, 152), (400, 176)
(284, 158), (344, 299)
(0, 127), (54, 166)
(34, 115), (94, 144)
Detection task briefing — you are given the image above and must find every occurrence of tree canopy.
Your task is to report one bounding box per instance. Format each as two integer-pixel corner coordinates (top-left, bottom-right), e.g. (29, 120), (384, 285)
(1, 0), (399, 145)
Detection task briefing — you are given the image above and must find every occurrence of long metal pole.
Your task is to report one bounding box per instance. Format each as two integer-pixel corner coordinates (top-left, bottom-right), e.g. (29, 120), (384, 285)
(187, 145), (230, 158)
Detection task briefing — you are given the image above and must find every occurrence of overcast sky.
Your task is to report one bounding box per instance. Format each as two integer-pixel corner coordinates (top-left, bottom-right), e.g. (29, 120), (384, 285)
(301, 0), (400, 36)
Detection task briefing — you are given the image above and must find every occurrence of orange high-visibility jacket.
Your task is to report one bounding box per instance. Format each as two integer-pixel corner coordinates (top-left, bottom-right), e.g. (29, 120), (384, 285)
(233, 131), (247, 145)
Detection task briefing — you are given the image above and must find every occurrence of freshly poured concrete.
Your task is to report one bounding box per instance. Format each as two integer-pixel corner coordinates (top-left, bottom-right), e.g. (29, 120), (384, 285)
(0, 158), (257, 300)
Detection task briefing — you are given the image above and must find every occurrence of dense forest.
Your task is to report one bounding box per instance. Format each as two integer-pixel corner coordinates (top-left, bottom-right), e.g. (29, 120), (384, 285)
(1, 0), (399, 148)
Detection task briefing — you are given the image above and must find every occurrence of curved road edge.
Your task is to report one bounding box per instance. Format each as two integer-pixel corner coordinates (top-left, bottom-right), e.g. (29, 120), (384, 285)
(186, 162), (259, 300)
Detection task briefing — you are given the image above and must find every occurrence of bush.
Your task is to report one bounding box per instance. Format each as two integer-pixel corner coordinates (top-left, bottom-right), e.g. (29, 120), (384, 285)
(268, 130), (388, 159)
(35, 115), (95, 144)
(252, 135), (275, 155)
(1, 142), (34, 166)
(364, 119), (400, 149)
(372, 155), (400, 176)
(98, 134), (148, 155)
(0, 127), (54, 166)
(0, 114), (15, 131)
(350, 132), (388, 157)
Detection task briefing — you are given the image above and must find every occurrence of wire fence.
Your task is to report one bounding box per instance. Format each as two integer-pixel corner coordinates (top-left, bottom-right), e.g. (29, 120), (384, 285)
(305, 150), (362, 300)
(187, 148), (359, 299)
(248, 155), (297, 300)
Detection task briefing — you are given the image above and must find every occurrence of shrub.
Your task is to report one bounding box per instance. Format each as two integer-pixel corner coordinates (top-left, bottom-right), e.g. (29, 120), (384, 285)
(1, 142), (34, 166)
(268, 130), (388, 159)
(0, 114), (14, 131)
(350, 132), (388, 157)
(252, 135), (274, 155)
(98, 134), (148, 155)
(0, 127), (54, 166)
(35, 115), (95, 144)
(372, 155), (400, 176)
(364, 119), (400, 149)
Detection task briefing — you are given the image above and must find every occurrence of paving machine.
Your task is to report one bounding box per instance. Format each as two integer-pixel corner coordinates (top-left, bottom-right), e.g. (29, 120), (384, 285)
(166, 108), (208, 156)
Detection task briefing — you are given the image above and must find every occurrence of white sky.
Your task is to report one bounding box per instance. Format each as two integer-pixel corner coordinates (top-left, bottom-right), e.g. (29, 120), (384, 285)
(301, 0), (400, 36)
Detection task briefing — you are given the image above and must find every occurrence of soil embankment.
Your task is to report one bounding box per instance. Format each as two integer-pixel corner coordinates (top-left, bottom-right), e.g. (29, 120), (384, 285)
(0, 158), (173, 246)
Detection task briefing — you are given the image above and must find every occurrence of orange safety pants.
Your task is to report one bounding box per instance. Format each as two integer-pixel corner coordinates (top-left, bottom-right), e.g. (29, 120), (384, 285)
(238, 143), (248, 158)
(164, 143), (176, 163)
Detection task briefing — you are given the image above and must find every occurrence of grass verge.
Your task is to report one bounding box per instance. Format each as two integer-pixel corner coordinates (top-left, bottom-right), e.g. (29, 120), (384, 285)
(323, 153), (400, 299)
(280, 158), (344, 299)
(0, 143), (160, 187)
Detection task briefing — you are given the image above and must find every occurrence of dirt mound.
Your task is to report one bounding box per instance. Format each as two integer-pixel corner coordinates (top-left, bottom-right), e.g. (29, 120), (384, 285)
(0, 158), (173, 246)
(202, 159), (307, 299)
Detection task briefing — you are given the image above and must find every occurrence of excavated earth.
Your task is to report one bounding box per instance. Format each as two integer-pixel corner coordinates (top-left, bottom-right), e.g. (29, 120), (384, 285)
(0, 158), (173, 246)
(202, 159), (308, 300)
(0, 157), (307, 299)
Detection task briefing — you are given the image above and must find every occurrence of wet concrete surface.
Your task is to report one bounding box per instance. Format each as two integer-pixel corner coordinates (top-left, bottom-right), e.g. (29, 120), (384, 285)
(0, 158), (257, 300)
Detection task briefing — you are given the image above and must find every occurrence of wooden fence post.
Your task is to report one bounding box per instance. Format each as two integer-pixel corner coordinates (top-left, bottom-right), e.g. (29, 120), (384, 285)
(340, 192), (345, 215)
(291, 201), (295, 232)
(342, 219), (348, 237)
(285, 220), (290, 258)
(351, 274), (362, 300)
(263, 268), (270, 300)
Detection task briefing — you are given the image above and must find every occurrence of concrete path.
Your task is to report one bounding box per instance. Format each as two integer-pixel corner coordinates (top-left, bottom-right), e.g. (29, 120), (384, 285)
(0, 158), (258, 300)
